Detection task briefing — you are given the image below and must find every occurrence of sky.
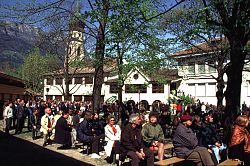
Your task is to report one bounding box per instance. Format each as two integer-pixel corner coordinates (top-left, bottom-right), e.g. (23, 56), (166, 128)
(0, 0), (180, 40)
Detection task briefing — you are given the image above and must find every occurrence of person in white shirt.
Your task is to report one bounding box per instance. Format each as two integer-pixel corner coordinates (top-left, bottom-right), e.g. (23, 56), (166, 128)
(3, 102), (13, 134)
(40, 108), (54, 147)
(104, 115), (121, 163)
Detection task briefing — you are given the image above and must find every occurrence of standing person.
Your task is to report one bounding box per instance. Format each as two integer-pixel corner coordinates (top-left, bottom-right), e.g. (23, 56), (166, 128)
(55, 110), (72, 149)
(3, 102), (13, 134)
(2, 102), (7, 132)
(26, 102), (33, 131)
(120, 114), (154, 166)
(229, 115), (250, 165)
(141, 111), (165, 161)
(30, 109), (40, 140)
(40, 108), (54, 147)
(12, 100), (18, 130)
(104, 115), (121, 164)
(177, 102), (182, 115)
(15, 99), (25, 134)
(173, 115), (215, 166)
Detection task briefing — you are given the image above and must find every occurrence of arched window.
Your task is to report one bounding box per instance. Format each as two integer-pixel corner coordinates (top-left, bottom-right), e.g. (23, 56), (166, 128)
(68, 47), (71, 54)
(77, 47), (81, 57)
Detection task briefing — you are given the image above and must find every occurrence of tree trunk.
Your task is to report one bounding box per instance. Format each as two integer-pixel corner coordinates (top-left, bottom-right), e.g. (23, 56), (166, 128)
(64, 47), (70, 101)
(117, 53), (124, 120)
(92, 0), (109, 113)
(92, 29), (105, 113)
(93, 64), (104, 113)
(223, 45), (246, 144)
(216, 58), (225, 113)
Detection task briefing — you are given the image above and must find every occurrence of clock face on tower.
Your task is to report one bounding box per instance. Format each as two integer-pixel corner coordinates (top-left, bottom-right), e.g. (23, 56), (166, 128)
(133, 74), (139, 80)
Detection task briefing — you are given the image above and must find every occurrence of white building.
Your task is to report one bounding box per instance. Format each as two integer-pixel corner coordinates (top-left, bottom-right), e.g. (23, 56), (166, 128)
(171, 39), (250, 106)
(43, 9), (179, 105)
(43, 66), (179, 104)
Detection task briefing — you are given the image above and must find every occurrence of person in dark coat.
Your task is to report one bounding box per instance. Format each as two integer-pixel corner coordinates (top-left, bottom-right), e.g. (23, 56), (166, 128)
(200, 112), (227, 164)
(77, 111), (104, 158)
(120, 114), (154, 166)
(30, 109), (41, 140)
(55, 110), (72, 149)
(15, 100), (25, 134)
(173, 115), (215, 166)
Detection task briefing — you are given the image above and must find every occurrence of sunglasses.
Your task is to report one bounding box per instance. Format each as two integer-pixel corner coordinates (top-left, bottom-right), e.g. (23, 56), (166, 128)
(110, 119), (115, 121)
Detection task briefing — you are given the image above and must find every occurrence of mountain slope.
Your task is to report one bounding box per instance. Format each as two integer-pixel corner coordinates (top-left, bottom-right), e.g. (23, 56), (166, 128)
(0, 21), (41, 72)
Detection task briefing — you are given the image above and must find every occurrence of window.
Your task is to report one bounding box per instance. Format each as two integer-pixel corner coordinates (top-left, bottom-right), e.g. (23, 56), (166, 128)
(68, 47), (71, 54)
(244, 64), (250, 71)
(196, 83), (206, 96)
(152, 83), (164, 93)
(85, 76), (93, 84)
(75, 77), (83, 84)
(178, 65), (184, 71)
(74, 95), (82, 101)
(77, 47), (81, 57)
(55, 78), (63, 85)
(206, 83), (216, 96)
(46, 95), (53, 100)
(198, 63), (205, 74)
(46, 78), (53, 85)
(67, 95), (72, 101)
(125, 84), (147, 93)
(133, 74), (139, 80)
(84, 95), (92, 102)
(188, 63), (195, 74)
(110, 84), (119, 93)
(187, 84), (195, 96)
(247, 81), (250, 96)
(55, 95), (62, 101)
(208, 65), (216, 73)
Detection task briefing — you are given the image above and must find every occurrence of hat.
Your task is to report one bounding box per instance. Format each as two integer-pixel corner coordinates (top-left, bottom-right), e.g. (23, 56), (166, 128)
(180, 115), (192, 122)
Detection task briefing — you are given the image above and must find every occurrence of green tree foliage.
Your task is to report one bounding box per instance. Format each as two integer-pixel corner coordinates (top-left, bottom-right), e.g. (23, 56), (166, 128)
(200, 0), (249, 144)
(21, 48), (57, 94)
(161, 5), (230, 113)
(1, 0), (184, 112)
(161, 0), (249, 144)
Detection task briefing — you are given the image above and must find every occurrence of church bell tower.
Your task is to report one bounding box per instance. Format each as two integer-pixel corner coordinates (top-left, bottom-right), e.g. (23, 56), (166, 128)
(67, 0), (85, 63)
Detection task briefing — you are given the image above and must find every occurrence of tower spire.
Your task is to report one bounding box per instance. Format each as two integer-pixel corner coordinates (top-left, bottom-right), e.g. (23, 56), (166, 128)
(76, 0), (80, 15)
(69, 0), (84, 32)
(67, 0), (85, 62)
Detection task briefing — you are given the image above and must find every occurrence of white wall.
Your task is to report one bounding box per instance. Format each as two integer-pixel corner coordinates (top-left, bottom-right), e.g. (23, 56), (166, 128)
(44, 68), (171, 104)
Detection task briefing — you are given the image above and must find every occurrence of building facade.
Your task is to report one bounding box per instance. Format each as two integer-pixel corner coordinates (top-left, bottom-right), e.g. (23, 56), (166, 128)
(43, 67), (178, 105)
(171, 40), (250, 106)
(0, 72), (27, 101)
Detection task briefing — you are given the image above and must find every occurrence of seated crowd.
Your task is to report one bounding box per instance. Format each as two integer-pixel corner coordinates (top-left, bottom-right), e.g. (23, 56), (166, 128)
(3, 99), (250, 166)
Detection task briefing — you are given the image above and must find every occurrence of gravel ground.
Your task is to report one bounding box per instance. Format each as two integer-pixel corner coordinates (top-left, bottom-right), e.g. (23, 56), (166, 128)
(0, 120), (114, 166)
